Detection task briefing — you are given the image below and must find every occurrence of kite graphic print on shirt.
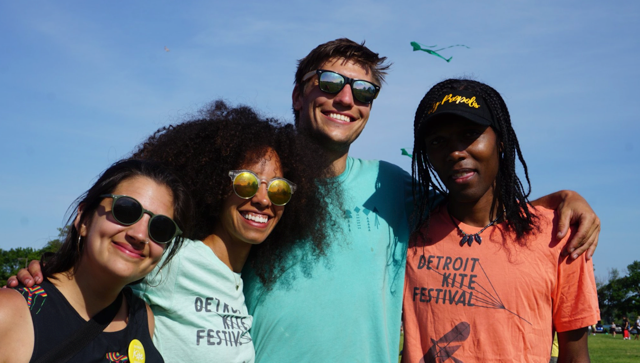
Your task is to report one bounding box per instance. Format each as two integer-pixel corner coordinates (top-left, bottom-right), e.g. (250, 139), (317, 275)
(412, 255), (531, 324)
(345, 206), (381, 232)
(402, 206), (600, 363)
(106, 352), (129, 362)
(409, 255), (528, 363)
(18, 285), (48, 313)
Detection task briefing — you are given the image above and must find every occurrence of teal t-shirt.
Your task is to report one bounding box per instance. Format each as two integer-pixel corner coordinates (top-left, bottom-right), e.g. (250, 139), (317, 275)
(243, 157), (414, 363)
(132, 239), (255, 363)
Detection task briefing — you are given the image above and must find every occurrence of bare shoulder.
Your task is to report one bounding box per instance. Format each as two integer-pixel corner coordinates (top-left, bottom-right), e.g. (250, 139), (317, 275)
(0, 288), (31, 326)
(0, 289), (34, 363)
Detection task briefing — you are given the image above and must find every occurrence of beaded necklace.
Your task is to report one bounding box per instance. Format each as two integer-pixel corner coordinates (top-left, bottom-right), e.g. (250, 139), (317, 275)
(449, 213), (499, 247)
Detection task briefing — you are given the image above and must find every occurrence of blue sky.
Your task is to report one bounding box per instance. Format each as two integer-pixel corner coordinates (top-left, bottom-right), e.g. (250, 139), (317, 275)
(1, 1), (638, 281)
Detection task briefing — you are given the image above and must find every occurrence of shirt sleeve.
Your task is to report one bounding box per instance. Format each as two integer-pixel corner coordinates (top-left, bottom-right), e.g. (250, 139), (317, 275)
(553, 251), (600, 332)
(132, 250), (182, 314)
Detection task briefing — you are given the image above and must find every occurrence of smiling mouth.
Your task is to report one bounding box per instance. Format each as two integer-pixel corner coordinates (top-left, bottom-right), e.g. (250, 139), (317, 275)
(451, 170), (475, 181)
(326, 112), (353, 123)
(112, 242), (145, 258)
(241, 212), (269, 224)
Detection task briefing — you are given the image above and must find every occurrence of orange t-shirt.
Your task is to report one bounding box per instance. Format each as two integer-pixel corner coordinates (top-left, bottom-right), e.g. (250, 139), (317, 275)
(402, 205), (599, 363)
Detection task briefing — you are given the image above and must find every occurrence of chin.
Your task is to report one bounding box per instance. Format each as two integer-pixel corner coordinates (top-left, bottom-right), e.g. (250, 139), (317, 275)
(244, 237), (269, 246)
(448, 191), (484, 204)
(108, 262), (152, 282)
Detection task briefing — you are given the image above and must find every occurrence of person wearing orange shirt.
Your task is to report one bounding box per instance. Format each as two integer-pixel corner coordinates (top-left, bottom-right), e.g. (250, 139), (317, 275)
(403, 79), (600, 362)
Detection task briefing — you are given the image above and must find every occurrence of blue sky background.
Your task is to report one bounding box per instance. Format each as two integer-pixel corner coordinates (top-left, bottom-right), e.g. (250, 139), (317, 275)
(1, 1), (638, 281)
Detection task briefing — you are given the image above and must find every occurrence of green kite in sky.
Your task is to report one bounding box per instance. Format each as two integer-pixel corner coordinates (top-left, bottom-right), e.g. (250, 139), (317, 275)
(401, 148), (412, 158)
(410, 42), (470, 63)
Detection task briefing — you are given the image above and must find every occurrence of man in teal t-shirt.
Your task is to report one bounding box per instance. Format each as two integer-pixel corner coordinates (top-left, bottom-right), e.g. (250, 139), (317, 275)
(243, 38), (600, 363)
(243, 38), (409, 363)
(244, 157), (413, 363)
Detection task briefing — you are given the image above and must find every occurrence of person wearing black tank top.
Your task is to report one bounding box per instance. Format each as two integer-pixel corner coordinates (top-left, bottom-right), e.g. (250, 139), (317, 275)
(0, 159), (192, 363)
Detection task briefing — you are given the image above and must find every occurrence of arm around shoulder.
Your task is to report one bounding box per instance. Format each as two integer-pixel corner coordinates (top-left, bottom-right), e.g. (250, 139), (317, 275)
(0, 289), (34, 363)
(531, 190), (600, 260)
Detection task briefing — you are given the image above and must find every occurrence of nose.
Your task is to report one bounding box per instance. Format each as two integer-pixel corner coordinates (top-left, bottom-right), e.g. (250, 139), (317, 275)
(125, 215), (150, 247)
(446, 142), (469, 163)
(251, 183), (271, 208)
(333, 84), (355, 107)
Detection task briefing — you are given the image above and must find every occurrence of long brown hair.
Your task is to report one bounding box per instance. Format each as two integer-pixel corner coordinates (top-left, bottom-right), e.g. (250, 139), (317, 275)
(43, 159), (193, 278)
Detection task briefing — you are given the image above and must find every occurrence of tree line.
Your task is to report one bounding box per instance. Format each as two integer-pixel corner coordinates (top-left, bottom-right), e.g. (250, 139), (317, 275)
(0, 227), (66, 286)
(597, 260), (640, 324)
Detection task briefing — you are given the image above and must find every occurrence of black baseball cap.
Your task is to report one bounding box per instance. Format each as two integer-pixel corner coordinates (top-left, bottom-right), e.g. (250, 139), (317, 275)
(418, 90), (496, 131)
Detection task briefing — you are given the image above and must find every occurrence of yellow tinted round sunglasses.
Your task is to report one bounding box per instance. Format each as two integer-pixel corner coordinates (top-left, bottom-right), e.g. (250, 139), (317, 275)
(228, 170), (297, 206)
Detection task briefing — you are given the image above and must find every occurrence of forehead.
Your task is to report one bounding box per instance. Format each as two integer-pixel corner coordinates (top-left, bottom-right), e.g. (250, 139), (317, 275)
(319, 57), (374, 82)
(240, 148), (283, 178)
(111, 176), (174, 215)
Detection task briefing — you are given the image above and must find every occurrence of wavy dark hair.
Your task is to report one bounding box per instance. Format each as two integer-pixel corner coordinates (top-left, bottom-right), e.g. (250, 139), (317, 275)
(132, 100), (340, 287)
(43, 159), (193, 279)
(293, 38), (392, 125)
(412, 79), (537, 245)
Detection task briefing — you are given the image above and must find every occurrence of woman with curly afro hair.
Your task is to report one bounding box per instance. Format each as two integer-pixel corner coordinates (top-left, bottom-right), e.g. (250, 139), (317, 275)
(124, 100), (339, 363)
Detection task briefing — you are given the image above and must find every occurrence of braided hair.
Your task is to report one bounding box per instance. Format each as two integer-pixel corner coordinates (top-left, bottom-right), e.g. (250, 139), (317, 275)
(412, 79), (537, 245)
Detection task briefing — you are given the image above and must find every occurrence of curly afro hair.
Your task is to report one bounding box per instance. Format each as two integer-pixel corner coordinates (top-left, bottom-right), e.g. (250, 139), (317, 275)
(131, 100), (340, 287)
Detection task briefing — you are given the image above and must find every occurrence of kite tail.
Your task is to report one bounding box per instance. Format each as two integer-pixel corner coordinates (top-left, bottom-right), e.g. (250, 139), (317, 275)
(433, 44), (470, 51)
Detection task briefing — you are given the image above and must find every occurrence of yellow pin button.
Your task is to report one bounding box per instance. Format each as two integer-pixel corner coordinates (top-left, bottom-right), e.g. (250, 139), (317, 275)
(128, 339), (146, 363)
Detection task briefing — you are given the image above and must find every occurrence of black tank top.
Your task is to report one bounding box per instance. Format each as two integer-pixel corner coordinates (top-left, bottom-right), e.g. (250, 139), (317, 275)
(16, 279), (164, 363)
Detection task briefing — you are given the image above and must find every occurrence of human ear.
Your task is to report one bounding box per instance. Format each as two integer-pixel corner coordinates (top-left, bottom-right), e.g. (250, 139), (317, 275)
(292, 84), (304, 111)
(73, 204), (88, 237)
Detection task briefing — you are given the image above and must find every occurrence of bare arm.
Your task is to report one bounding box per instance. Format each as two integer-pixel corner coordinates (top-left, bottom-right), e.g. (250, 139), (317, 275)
(0, 289), (34, 363)
(530, 190), (600, 260)
(558, 327), (590, 363)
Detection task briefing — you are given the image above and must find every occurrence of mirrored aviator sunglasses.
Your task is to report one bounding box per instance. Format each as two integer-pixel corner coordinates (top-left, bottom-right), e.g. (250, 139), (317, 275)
(100, 194), (182, 244)
(302, 69), (380, 104)
(228, 170), (297, 206)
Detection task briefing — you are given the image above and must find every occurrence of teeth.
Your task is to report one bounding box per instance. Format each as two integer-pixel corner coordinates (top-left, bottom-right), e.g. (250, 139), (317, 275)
(328, 113), (351, 122)
(243, 213), (268, 224)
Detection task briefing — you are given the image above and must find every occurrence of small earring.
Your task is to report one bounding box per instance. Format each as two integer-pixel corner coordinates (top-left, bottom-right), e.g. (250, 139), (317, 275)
(76, 234), (83, 253)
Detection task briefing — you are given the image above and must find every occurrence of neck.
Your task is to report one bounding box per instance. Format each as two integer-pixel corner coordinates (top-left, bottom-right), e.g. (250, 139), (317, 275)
(51, 265), (125, 320)
(326, 151), (349, 177)
(318, 139), (350, 177)
(447, 188), (499, 228)
(299, 131), (350, 177)
(202, 232), (251, 273)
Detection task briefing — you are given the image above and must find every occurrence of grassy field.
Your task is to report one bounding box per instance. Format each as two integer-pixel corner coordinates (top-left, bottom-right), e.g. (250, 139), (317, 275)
(398, 333), (640, 362)
(588, 334), (640, 362)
